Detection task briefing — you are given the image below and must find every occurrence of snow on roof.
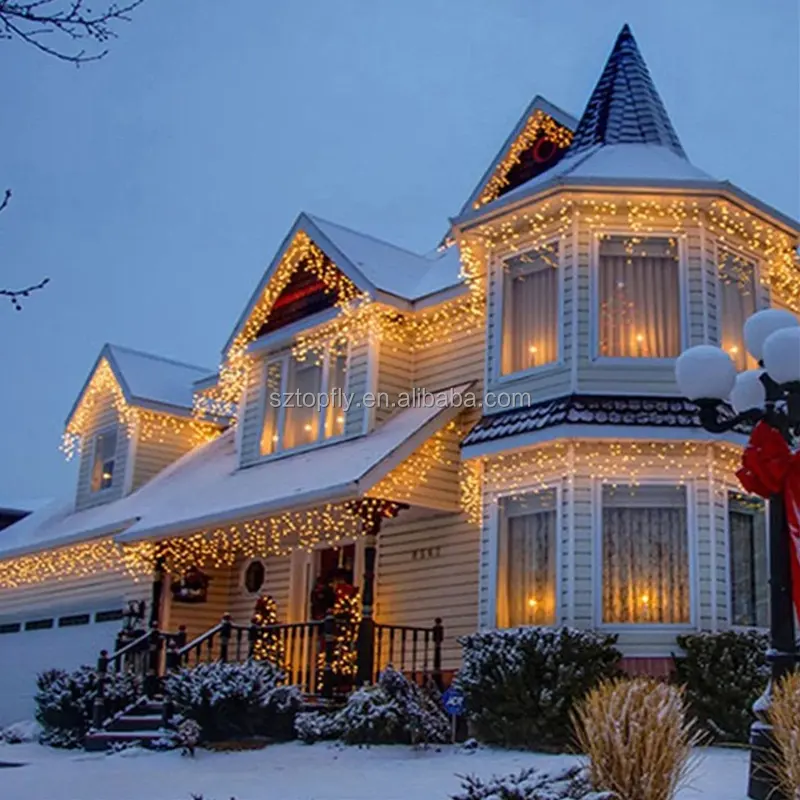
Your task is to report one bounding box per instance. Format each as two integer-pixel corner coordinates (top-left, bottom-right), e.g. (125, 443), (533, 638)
(307, 215), (463, 301)
(1, 384), (470, 560)
(107, 345), (212, 411)
(117, 382), (471, 543)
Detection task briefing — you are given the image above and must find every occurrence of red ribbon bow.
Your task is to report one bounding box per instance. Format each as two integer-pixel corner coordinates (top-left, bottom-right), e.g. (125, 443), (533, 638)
(736, 421), (800, 620)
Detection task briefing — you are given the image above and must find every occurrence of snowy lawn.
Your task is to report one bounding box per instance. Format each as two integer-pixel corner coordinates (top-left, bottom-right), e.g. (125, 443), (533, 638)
(0, 740), (750, 800)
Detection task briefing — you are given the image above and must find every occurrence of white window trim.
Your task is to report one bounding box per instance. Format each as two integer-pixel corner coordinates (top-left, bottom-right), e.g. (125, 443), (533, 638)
(254, 343), (352, 464)
(489, 482), (563, 629)
(713, 240), (764, 350)
(589, 231), (689, 364)
(89, 426), (119, 494)
(491, 237), (565, 385)
(592, 477), (698, 632)
(724, 488), (770, 632)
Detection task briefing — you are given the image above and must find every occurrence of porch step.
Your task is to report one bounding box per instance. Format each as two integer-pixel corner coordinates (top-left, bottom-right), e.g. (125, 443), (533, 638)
(85, 729), (172, 752)
(85, 696), (173, 752)
(106, 714), (164, 733)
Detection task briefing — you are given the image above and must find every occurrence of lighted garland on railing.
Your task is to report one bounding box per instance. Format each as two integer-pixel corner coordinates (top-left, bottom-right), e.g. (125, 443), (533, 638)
(475, 109), (574, 208)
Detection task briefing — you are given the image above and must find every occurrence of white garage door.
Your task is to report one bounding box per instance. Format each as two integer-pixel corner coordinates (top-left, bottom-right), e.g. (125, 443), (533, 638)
(0, 606), (124, 727)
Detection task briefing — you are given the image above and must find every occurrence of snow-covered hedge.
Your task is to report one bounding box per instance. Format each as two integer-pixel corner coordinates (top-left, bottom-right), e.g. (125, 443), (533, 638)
(296, 666), (448, 746)
(164, 661), (301, 743)
(456, 627), (621, 750)
(452, 765), (615, 800)
(1, 719), (42, 744)
(674, 630), (769, 743)
(35, 666), (141, 749)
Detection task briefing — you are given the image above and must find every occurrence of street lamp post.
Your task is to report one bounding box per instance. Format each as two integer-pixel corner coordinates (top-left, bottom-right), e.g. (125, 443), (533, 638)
(675, 309), (800, 800)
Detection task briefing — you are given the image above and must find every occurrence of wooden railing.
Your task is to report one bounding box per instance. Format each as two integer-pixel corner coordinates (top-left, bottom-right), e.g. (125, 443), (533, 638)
(373, 618), (444, 689)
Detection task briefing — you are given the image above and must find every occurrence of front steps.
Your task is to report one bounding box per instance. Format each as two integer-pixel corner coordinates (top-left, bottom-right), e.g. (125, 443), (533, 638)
(85, 698), (174, 752)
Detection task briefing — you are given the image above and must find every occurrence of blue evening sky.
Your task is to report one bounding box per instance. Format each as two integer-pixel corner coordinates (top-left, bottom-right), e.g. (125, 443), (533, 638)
(0, 0), (798, 506)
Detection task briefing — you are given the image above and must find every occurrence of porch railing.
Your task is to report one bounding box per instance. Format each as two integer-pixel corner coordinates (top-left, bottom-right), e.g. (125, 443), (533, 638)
(373, 618), (444, 689)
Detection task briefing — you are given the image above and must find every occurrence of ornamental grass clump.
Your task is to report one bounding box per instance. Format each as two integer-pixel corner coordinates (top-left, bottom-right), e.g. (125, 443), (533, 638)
(573, 678), (702, 800)
(769, 671), (800, 800)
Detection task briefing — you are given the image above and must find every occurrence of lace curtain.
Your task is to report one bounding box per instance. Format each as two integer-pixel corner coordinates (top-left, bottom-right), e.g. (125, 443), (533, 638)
(718, 251), (758, 371)
(602, 486), (690, 624)
(597, 236), (680, 358)
(501, 248), (559, 374)
(497, 494), (557, 627)
(729, 495), (768, 627)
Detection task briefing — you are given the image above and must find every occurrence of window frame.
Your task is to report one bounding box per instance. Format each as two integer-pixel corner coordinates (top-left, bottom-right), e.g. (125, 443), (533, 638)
(256, 344), (351, 462)
(89, 427), (118, 494)
(490, 483), (563, 629)
(714, 241), (762, 367)
(593, 478), (697, 631)
(242, 558), (267, 596)
(725, 490), (769, 631)
(492, 237), (565, 385)
(590, 231), (688, 364)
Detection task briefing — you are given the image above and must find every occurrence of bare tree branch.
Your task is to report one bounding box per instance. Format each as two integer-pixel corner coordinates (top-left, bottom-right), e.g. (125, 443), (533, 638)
(1, 189), (50, 310)
(0, 0), (145, 63)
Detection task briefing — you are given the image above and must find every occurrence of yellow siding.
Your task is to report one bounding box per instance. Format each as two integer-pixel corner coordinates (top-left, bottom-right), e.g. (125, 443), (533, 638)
(130, 424), (201, 491)
(374, 338), (413, 425)
(227, 554), (292, 625)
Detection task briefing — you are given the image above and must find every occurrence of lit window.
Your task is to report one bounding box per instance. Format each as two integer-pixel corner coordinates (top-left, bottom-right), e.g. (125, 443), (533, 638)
(497, 490), (557, 627)
(597, 236), (680, 358)
(728, 493), (768, 628)
(501, 246), (559, 375)
(601, 485), (689, 624)
(259, 350), (348, 456)
(90, 430), (117, 493)
(718, 251), (758, 371)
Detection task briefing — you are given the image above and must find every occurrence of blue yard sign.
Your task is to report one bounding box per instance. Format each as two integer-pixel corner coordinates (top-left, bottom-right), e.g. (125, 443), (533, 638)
(442, 686), (464, 717)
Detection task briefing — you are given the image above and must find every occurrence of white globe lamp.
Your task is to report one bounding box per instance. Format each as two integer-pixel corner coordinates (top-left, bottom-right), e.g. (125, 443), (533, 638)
(675, 345), (737, 401)
(729, 370), (766, 414)
(762, 326), (800, 385)
(743, 309), (799, 362)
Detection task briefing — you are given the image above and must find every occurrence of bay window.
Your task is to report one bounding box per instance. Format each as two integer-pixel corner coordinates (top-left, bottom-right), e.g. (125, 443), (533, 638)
(718, 250), (758, 371)
(496, 490), (557, 627)
(601, 485), (690, 624)
(259, 350), (348, 457)
(597, 236), (681, 358)
(500, 246), (559, 375)
(728, 492), (768, 628)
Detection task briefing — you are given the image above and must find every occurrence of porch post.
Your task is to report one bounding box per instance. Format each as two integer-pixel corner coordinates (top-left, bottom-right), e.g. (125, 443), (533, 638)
(149, 556), (165, 628)
(356, 516), (380, 686)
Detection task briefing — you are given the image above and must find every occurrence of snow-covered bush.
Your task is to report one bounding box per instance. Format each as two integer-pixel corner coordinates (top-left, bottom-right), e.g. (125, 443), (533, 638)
(769, 670), (800, 800)
(35, 666), (141, 749)
(456, 627), (621, 750)
(296, 666), (448, 746)
(1, 719), (42, 744)
(177, 718), (201, 756)
(573, 678), (701, 800)
(164, 661), (300, 743)
(674, 630), (769, 742)
(451, 764), (615, 800)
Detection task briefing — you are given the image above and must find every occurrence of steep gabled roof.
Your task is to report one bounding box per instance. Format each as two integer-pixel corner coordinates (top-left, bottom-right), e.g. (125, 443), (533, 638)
(569, 24), (686, 158)
(223, 213), (463, 354)
(65, 344), (213, 426)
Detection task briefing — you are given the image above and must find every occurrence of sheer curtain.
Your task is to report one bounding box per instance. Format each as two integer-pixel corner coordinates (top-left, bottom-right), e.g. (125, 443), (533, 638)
(601, 486), (690, 624)
(324, 353), (348, 440)
(260, 360), (285, 456)
(718, 251), (758, 371)
(283, 359), (322, 450)
(728, 495), (768, 627)
(501, 248), (559, 375)
(597, 237), (680, 358)
(497, 493), (557, 627)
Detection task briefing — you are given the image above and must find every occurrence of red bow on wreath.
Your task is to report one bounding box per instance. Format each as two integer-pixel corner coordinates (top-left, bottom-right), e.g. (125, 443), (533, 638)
(736, 420), (800, 620)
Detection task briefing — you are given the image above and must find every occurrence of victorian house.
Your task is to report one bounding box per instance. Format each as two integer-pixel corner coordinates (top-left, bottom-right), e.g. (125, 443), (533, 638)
(1, 25), (798, 729)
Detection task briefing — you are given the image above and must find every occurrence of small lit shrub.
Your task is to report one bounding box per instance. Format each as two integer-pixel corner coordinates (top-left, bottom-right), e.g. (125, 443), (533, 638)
(673, 630), (769, 742)
(769, 671), (800, 800)
(456, 626), (621, 750)
(164, 661), (300, 743)
(573, 678), (702, 800)
(35, 666), (141, 749)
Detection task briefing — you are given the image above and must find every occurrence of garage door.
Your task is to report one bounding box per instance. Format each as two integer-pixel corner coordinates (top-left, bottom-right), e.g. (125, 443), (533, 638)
(0, 606), (124, 727)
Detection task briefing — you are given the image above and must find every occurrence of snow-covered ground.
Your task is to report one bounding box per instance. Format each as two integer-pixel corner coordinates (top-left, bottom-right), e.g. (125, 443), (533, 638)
(0, 740), (750, 800)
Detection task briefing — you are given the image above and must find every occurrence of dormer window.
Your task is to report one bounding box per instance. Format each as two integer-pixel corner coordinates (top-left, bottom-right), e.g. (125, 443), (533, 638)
(90, 429), (117, 492)
(501, 246), (559, 375)
(259, 350), (348, 457)
(596, 236), (681, 358)
(718, 249), (758, 371)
